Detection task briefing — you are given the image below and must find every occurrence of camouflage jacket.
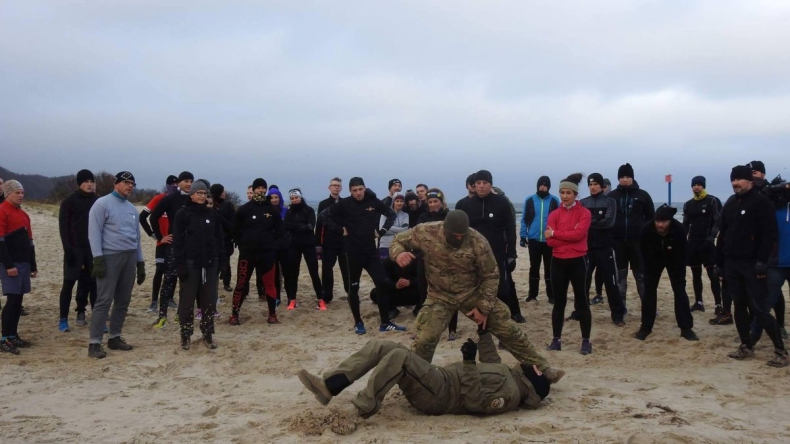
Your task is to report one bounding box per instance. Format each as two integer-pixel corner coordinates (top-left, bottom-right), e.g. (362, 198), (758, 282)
(389, 222), (500, 315)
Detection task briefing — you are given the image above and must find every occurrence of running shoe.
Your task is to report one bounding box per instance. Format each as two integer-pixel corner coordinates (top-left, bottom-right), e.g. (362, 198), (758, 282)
(1, 339), (19, 355)
(203, 334), (218, 349)
(680, 328), (699, 341)
(547, 338), (562, 351)
(181, 337), (191, 350)
(580, 339), (592, 355)
(168, 299), (178, 309)
(767, 349), (790, 368)
(354, 322), (367, 335)
(287, 300), (297, 310)
(524, 296), (538, 303)
(59, 318), (70, 332)
(153, 317), (168, 329)
(590, 295), (604, 305)
(709, 312), (733, 325)
(20, 306), (28, 316)
(634, 328), (650, 341)
(448, 331), (458, 341)
(8, 336), (30, 348)
(267, 313), (279, 324)
(88, 343), (106, 359)
(223, 284), (233, 292)
(728, 344), (754, 360)
(317, 300), (327, 311)
(146, 301), (158, 313)
(512, 314), (526, 324)
(75, 312), (87, 326)
(690, 301), (705, 312)
(379, 322), (406, 332)
(229, 314), (240, 326)
(107, 336), (133, 351)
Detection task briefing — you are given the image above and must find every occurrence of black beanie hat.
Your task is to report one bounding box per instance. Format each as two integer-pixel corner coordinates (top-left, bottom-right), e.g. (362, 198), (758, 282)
(520, 364), (550, 400)
(178, 171), (194, 182)
(76, 169), (95, 186)
(730, 165), (753, 182)
(475, 170), (493, 184)
(166, 175), (178, 185)
(252, 178), (267, 190)
(654, 204), (678, 221)
(618, 163), (634, 179)
(388, 178), (401, 190)
(691, 176), (706, 188)
(588, 173), (604, 187)
(465, 173), (476, 187)
(349, 177), (365, 187)
(114, 171), (135, 184)
(536, 176), (551, 190)
(210, 183), (224, 199)
(749, 160), (766, 175)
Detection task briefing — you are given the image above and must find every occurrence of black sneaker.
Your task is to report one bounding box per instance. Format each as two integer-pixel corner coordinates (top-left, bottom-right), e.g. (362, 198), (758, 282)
(0, 338), (20, 355)
(181, 336), (191, 350)
(88, 343), (106, 359)
(714, 305), (723, 316)
(634, 329), (650, 341)
(690, 301), (705, 312)
(590, 295), (604, 305)
(709, 312), (733, 325)
(223, 284), (233, 292)
(547, 297), (555, 305)
(680, 328), (699, 341)
(8, 336), (31, 348)
(512, 314), (527, 324)
(203, 334), (218, 350)
(524, 296), (538, 303)
(20, 306), (29, 316)
(107, 336), (133, 351)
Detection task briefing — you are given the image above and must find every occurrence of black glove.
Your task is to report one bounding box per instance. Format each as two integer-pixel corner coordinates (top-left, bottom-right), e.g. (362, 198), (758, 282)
(136, 261), (146, 285)
(520, 237), (528, 248)
(461, 338), (478, 362)
(755, 261), (768, 276)
(378, 229), (388, 238)
(92, 256), (107, 279)
(65, 248), (76, 267)
(506, 257), (517, 273)
(177, 264), (189, 281)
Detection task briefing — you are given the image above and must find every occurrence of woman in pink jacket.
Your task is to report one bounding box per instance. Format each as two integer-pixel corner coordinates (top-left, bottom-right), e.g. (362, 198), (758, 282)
(545, 174), (593, 355)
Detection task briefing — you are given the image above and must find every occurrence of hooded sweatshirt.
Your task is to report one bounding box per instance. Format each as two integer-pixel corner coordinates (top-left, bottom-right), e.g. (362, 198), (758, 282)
(379, 209), (410, 250)
(172, 199), (225, 268)
(607, 180), (655, 242)
(580, 191), (616, 250)
(546, 201), (591, 259)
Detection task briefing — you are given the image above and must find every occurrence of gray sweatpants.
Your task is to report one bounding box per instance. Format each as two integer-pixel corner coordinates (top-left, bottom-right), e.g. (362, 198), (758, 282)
(90, 251), (136, 344)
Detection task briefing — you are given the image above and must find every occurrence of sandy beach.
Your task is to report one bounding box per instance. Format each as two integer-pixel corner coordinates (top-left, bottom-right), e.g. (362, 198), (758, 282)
(1, 202), (788, 444)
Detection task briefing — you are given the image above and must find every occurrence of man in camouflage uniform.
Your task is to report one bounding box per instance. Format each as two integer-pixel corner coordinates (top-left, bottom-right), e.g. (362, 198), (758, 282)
(297, 331), (551, 419)
(389, 210), (562, 381)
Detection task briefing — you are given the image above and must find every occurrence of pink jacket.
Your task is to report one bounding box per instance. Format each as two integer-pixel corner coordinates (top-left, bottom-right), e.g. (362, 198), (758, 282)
(546, 202), (591, 259)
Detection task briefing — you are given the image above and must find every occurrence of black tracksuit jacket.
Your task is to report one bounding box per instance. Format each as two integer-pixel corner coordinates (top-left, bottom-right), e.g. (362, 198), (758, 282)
(318, 189), (396, 255)
(150, 191), (189, 240)
(173, 201), (225, 267)
(59, 190), (98, 250)
(608, 181), (656, 242)
(461, 192), (517, 259)
(716, 188), (778, 266)
(284, 202), (317, 247)
(233, 197), (281, 252)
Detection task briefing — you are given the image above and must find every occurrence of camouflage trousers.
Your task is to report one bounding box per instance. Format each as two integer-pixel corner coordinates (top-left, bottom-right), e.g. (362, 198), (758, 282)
(412, 297), (549, 371)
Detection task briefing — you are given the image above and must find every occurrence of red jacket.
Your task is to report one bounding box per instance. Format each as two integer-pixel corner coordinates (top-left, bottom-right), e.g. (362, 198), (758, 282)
(0, 200), (35, 270)
(546, 201), (590, 259)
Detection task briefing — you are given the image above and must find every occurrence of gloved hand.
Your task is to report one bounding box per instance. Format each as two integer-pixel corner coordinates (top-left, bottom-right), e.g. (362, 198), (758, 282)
(177, 264), (189, 281)
(755, 261), (768, 277)
(378, 229), (388, 238)
(520, 237), (528, 248)
(401, 223), (409, 228)
(461, 338), (478, 362)
(507, 257), (517, 273)
(136, 261), (146, 285)
(92, 256), (107, 279)
(65, 248), (76, 267)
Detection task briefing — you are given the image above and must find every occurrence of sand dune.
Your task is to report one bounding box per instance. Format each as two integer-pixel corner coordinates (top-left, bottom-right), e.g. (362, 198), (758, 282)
(1, 203), (788, 443)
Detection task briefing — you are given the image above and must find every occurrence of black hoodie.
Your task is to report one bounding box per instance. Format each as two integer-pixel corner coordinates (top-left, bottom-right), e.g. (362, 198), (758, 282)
(716, 188), (777, 265)
(461, 191), (517, 259)
(233, 195), (281, 252)
(639, 218), (687, 266)
(284, 200), (317, 247)
(608, 180), (656, 242)
(59, 189), (98, 250)
(318, 189), (396, 255)
(173, 200), (225, 268)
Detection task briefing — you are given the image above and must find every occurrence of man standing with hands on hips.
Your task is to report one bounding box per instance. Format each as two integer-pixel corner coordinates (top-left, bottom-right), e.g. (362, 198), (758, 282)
(87, 171), (146, 359)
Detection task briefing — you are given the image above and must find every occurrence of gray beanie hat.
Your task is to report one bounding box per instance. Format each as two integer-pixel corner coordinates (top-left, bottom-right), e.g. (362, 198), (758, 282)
(3, 180), (23, 197)
(189, 179), (208, 196)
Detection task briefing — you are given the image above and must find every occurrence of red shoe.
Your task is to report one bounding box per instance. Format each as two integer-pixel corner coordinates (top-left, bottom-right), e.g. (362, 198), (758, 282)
(287, 300), (297, 310)
(317, 300), (327, 311)
(228, 314), (240, 326)
(268, 313), (279, 324)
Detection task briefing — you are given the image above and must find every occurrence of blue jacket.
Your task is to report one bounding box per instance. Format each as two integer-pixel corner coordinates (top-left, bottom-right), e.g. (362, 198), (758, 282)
(771, 204), (790, 268)
(521, 194), (559, 241)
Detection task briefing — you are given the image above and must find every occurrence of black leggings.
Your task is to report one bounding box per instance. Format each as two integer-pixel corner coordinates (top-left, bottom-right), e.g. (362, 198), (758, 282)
(58, 274), (96, 319)
(2, 294), (24, 338)
(551, 256), (591, 339)
(344, 251), (390, 325)
(152, 262), (164, 302)
(285, 245), (323, 301)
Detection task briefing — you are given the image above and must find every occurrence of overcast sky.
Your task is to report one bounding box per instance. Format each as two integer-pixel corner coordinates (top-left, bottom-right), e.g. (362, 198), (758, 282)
(2, 1), (789, 204)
